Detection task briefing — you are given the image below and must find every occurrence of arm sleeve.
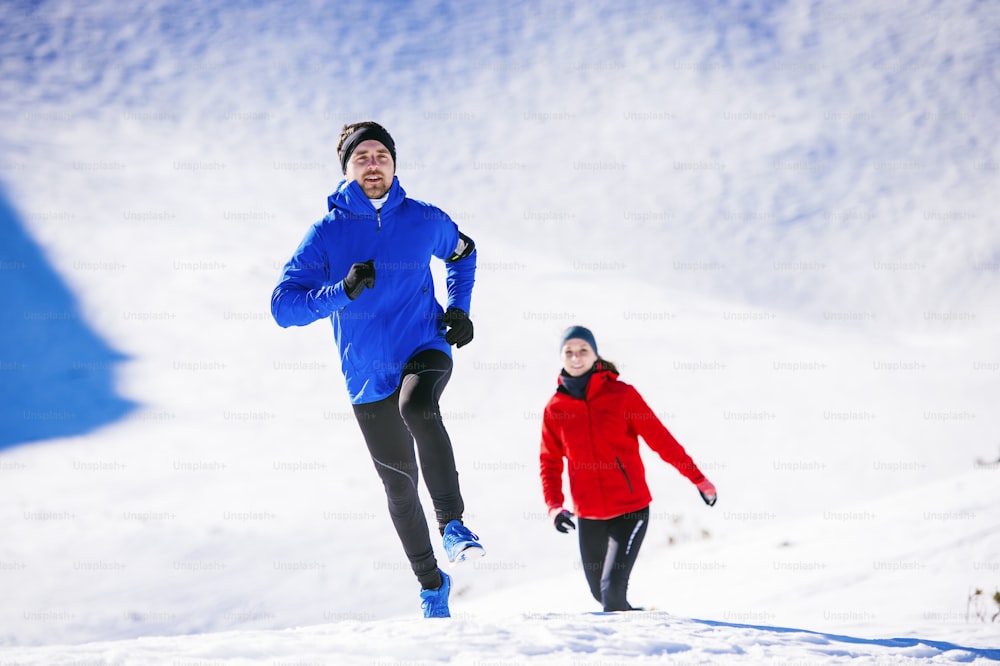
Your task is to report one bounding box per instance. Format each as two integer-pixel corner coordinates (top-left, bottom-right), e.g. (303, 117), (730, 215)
(270, 223), (352, 328)
(625, 386), (705, 484)
(430, 212), (476, 314)
(539, 412), (567, 511)
(445, 241), (476, 314)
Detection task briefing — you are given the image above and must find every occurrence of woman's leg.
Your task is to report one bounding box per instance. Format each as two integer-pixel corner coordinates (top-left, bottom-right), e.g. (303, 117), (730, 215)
(600, 506), (650, 611)
(577, 516), (611, 606)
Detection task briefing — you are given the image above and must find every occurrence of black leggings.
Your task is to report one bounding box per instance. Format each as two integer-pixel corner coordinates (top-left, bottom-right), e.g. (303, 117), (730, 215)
(352, 349), (464, 589)
(578, 506), (650, 611)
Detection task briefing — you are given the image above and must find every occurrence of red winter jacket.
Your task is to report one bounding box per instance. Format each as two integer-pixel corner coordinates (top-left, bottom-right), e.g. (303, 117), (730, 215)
(539, 364), (705, 520)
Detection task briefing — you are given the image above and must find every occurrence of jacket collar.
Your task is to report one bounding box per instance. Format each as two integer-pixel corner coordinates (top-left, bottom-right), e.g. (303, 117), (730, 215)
(557, 360), (618, 399)
(327, 176), (405, 215)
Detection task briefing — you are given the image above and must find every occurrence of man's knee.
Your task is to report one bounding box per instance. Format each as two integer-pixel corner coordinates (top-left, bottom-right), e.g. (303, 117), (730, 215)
(399, 397), (439, 428)
(373, 459), (418, 499)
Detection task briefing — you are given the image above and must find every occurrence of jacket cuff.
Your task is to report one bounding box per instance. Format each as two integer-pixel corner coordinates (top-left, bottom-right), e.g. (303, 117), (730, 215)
(306, 283), (348, 317)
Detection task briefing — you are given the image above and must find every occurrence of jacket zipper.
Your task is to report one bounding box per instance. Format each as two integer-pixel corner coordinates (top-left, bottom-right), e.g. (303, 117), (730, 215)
(616, 456), (633, 494)
(583, 396), (597, 496)
(343, 209), (379, 312)
(583, 393), (623, 506)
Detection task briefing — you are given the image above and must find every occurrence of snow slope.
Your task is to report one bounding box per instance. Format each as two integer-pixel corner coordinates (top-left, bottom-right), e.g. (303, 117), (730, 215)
(1, 0), (999, 663)
(1, 610), (998, 666)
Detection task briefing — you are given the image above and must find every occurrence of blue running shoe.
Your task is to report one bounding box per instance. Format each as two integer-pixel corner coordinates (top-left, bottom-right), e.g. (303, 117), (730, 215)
(442, 520), (485, 563)
(420, 570), (451, 618)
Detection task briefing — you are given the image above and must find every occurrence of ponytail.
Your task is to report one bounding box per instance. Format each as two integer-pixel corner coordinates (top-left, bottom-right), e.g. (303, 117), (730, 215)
(597, 358), (619, 375)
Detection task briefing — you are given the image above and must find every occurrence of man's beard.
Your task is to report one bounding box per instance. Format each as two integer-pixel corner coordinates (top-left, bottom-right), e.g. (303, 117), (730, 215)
(360, 171), (390, 198)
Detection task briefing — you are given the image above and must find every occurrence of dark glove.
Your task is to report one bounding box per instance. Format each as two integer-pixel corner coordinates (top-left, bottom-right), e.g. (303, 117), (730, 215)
(442, 307), (474, 348)
(343, 260), (375, 300)
(696, 478), (717, 507)
(552, 509), (576, 533)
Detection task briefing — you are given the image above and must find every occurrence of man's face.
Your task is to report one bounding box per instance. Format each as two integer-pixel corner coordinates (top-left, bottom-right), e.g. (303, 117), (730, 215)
(345, 139), (394, 199)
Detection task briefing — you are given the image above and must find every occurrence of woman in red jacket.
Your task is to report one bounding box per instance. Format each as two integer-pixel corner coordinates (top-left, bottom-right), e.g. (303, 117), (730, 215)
(539, 326), (717, 612)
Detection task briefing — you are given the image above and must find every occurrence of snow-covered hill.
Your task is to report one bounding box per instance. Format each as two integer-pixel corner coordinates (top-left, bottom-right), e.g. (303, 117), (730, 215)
(2, 609), (998, 665)
(1, 0), (998, 663)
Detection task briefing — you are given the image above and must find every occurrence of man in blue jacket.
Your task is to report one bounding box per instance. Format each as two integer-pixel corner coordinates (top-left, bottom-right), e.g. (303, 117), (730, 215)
(271, 121), (483, 618)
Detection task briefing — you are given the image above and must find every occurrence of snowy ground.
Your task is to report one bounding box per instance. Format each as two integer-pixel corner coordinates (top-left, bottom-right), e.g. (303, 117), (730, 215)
(1, 610), (999, 666)
(1, 0), (999, 664)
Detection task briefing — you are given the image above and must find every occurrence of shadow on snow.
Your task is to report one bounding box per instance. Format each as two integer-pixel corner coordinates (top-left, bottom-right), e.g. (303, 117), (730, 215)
(0, 185), (135, 450)
(692, 618), (1000, 662)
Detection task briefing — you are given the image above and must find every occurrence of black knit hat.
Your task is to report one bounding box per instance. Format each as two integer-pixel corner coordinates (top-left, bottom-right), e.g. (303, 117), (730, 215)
(338, 124), (396, 174)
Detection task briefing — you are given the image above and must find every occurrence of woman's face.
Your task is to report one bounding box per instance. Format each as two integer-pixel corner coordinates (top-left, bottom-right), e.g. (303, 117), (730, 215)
(561, 338), (597, 377)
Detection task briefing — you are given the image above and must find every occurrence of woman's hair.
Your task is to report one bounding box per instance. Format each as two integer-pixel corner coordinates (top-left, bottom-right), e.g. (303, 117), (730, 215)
(597, 358), (619, 374)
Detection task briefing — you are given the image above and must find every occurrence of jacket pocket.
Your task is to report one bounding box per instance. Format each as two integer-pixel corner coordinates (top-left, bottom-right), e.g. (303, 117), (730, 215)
(615, 456), (633, 494)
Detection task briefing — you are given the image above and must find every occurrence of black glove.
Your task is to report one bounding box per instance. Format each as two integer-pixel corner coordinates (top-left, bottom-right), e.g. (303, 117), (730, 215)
(553, 509), (576, 534)
(343, 260), (375, 300)
(442, 307), (474, 348)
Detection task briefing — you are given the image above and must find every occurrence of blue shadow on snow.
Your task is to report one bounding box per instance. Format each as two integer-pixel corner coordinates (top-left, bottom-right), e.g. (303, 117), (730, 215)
(0, 186), (135, 449)
(692, 618), (1000, 662)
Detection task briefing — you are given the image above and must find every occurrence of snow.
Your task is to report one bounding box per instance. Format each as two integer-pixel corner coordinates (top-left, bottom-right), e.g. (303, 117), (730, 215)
(1, 0), (999, 663)
(3, 612), (998, 666)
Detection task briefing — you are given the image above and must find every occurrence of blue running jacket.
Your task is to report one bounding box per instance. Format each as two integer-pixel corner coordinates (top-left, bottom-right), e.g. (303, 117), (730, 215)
(271, 177), (476, 404)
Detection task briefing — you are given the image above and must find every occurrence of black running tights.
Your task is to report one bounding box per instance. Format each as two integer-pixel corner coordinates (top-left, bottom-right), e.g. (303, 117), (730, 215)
(352, 349), (464, 590)
(577, 506), (650, 611)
